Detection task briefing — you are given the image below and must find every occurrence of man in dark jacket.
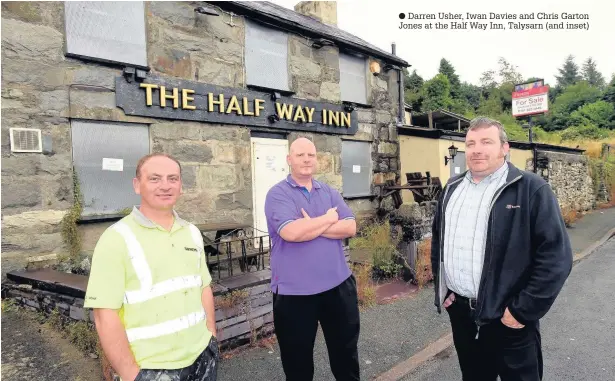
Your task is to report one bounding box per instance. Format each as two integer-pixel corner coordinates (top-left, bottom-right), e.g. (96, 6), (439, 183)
(431, 117), (572, 381)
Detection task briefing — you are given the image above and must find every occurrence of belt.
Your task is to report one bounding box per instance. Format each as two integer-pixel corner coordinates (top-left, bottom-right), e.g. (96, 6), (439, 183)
(453, 292), (477, 310)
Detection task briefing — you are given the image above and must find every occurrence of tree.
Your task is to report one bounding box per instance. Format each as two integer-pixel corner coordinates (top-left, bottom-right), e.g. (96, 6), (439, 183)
(438, 58), (461, 98)
(421, 74), (452, 112)
(497, 58), (523, 84)
(480, 69), (498, 91)
(459, 82), (482, 110)
(542, 81), (602, 131)
(602, 74), (615, 104)
(404, 69), (424, 112)
(582, 57), (606, 89)
(555, 55), (581, 88)
(570, 100), (615, 130)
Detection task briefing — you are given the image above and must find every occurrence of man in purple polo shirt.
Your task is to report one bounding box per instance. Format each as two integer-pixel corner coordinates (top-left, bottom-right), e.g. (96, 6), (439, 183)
(264, 137), (360, 381)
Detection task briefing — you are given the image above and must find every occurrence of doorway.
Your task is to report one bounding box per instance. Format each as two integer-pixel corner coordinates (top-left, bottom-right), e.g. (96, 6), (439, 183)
(250, 137), (289, 243)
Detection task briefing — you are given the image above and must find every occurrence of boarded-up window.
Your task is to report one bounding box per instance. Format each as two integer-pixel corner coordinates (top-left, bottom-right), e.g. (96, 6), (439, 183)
(245, 20), (290, 91)
(342, 140), (372, 197)
(64, 1), (147, 67)
(71, 120), (150, 216)
(340, 53), (367, 104)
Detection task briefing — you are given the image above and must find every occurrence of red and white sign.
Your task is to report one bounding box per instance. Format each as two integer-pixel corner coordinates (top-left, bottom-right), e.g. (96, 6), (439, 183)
(512, 85), (549, 117)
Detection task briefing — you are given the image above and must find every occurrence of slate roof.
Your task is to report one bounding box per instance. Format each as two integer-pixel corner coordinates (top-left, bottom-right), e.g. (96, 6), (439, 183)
(213, 1), (409, 67)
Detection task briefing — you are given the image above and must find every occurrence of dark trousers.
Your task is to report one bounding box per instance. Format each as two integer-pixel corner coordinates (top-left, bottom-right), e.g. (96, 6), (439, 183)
(135, 336), (219, 381)
(273, 275), (361, 381)
(446, 293), (543, 381)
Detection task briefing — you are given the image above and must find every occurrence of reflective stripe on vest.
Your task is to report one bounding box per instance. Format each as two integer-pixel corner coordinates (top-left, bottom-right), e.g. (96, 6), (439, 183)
(112, 221), (207, 342)
(112, 221), (205, 304)
(126, 310), (206, 343)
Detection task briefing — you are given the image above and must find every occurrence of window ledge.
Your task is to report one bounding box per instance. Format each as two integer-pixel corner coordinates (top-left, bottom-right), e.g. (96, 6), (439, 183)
(342, 100), (373, 109)
(246, 84), (295, 96)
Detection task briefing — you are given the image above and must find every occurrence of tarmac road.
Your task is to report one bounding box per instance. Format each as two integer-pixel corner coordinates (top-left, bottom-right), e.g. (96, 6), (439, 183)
(403, 237), (615, 381)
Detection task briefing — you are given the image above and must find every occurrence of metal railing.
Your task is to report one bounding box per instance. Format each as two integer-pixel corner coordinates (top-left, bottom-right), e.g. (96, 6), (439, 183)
(202, 227), (271, 280)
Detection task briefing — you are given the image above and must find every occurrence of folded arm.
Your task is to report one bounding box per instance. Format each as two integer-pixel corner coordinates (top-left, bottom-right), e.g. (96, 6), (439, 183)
(279, 214), (336, 242)
(93, 309), (140, 381)
(321, 219), (357, 239)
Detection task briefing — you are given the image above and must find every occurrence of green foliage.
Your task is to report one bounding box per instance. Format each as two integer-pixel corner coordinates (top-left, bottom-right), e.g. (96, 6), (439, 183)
(569, 100), (615, 129)
(582, 57), (606, 89)
(560, 125), (610, 141)
(459, 82), (482, 110)
(438, 58), (461, 98)
(60, 171), (83, 264)
(421, 74), (452, 112)
(556, 55), (582, 88)
(349, 221), (403, 280)
(542, 82), (603, 131)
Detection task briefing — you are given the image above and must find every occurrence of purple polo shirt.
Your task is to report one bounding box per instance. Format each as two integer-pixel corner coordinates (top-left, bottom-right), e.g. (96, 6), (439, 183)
(264, 175), (354, 295)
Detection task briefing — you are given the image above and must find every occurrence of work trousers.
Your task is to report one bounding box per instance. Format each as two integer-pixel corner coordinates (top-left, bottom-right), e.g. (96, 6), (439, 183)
(273, 275), (361, 381)
(135, 336), (219, 381)
(446, 292), (543, 381)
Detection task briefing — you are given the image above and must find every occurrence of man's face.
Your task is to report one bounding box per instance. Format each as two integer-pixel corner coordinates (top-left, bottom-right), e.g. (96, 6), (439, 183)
(287, 139), (317, 178)
(133, 156), (182, 210)
(465, 125), (509, 176)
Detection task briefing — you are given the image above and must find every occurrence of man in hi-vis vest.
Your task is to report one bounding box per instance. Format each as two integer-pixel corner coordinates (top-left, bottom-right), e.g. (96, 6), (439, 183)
(85, 153), (218, 381)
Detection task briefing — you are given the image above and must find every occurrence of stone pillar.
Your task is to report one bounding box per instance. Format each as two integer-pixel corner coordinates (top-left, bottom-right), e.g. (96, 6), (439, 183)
(294, 1), (338, 26)
(388, 202), (436, 283)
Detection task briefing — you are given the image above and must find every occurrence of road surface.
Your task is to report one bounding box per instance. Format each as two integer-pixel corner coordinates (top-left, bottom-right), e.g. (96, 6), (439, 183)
(403, 238), (615, 381)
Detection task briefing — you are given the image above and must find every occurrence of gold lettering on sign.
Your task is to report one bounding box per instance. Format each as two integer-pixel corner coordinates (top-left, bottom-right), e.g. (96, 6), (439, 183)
(305, 107), (315, 123)
(160, 86), (179, 108)
(226, 95), (242, 115)
(328, 110), (340, 126)
(254, 99), (265, 117)
(208, 93), (225, 113)
(243, 97), (254, 116)
(293, 105), (307, 122)
(340, 112), (351, 127)
(140, 83), (159, 106)
(322, 109), (328, 125)
(276, 103), (293, 120)
(182, 89), (196, 110)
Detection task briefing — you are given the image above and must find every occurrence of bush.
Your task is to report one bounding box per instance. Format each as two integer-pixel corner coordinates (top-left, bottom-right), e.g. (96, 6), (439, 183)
(351, 264), (377, 309)
(561, 125), (610, 141)
(349, 221), (403, 280)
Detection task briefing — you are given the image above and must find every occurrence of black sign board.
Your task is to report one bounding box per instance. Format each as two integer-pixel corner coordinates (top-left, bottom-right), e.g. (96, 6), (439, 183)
(116, 75), (358, 135)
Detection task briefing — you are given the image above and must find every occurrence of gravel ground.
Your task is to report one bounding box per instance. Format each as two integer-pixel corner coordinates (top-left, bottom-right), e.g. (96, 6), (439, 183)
(219, 288), (450, 381)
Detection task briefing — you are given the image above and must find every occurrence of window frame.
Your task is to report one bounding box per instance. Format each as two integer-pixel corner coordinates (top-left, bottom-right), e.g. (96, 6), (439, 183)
(244, 19), (292, 93)
(339, 52), (369, 106)
(63, 1), (149, 69)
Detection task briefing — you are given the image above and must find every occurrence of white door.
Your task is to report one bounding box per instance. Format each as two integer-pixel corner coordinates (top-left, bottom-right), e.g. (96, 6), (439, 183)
(251, 137), (289, 244)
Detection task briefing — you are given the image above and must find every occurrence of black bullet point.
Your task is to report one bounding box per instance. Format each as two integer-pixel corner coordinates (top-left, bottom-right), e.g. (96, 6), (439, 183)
(399, 13), (405, 20)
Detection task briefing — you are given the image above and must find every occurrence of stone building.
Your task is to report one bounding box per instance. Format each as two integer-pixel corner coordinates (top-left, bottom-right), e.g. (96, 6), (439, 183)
(1, 1), (409, 276)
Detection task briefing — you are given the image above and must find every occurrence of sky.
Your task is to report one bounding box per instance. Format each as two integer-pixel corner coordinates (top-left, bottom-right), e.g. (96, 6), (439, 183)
(269, 0), (615, 87)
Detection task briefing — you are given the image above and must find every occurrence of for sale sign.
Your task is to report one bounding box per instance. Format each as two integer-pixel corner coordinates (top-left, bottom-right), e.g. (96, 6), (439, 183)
(512, 80), (549, 117)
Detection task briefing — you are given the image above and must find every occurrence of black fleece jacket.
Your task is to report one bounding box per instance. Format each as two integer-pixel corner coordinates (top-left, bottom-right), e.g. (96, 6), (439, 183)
(431, 162), (573, 326)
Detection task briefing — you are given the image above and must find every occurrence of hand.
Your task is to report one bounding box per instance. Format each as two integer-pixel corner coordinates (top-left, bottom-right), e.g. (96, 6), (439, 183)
(443, 292), (455, 308)
(324, 207), (338, 223)
(301, 208), (311, 219)
(501, 307), (524, 329)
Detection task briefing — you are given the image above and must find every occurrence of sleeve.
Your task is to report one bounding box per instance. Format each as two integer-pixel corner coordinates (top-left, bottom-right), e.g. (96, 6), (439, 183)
(508, 184), (573, 325)
(330, 188), (355, 220)
(265, 188), (300, 235)
(84, 228), (128, 310)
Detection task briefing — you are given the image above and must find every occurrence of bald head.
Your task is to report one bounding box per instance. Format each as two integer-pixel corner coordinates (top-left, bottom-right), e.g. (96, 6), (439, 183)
(287, 137), (317, 179)
(290, 137), (316, 155)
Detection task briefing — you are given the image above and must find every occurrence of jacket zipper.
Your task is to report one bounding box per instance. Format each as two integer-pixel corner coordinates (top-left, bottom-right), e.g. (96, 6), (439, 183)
(438, 177), (464, 309)
(474, 174), (523, 338)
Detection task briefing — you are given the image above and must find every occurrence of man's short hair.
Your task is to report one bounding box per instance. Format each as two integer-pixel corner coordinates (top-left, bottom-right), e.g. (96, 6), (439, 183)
(468, 117), (509, 144)
(135, 153), (182, 178)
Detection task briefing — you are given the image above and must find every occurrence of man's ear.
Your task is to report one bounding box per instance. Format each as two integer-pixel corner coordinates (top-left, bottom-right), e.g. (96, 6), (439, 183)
(132, 177), (141, 195)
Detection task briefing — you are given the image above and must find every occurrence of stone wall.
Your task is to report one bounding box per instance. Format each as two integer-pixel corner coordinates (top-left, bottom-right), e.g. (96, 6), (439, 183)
(1, 1), (402, 272)
(528, 150), (595, 212)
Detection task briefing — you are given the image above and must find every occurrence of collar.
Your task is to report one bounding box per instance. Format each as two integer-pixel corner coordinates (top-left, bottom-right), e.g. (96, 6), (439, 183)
(285, 174), (322, 189)
(130, 206), (188, 228)
(466, 161), (509, 185)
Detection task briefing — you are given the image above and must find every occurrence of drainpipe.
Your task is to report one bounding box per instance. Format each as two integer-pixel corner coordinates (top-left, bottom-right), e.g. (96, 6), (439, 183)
(392, 42), (405, 127)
